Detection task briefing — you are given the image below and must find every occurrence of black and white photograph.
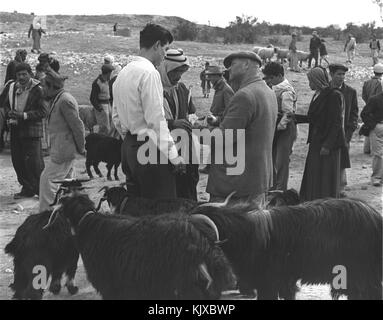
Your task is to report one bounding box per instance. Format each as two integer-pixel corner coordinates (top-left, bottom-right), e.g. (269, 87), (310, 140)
(0, 0), (382, 303)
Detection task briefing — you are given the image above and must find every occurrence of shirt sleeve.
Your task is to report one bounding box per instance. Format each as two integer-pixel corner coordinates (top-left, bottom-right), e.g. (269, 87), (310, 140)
(112, 101), (124, 139)
(140, 70), (178, 161)
(278, 91), (295, 130)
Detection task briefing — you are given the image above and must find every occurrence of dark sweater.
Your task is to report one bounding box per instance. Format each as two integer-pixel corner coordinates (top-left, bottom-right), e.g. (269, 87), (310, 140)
(361, 92), (383, 129)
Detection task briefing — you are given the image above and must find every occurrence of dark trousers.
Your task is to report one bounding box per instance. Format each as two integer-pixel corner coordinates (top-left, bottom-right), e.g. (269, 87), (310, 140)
(176, 164), (199, 201)
(122, 132), (177, 199)
(308, 50), (319, 68)
(272, 122), (297, 191)
(10, 126), (44, 195)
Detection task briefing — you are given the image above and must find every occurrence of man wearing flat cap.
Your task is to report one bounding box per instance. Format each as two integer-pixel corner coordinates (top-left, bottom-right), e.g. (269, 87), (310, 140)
(329, 63), (358, 197)
(206, 51), (278, 209)
(90, 63), (115, 136)
(39, 70), (85, 211)
(0, 62), (46, 199)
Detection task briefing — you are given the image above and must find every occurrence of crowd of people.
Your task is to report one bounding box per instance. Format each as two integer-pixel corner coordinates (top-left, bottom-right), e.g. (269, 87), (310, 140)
(0, 23), (383, 213)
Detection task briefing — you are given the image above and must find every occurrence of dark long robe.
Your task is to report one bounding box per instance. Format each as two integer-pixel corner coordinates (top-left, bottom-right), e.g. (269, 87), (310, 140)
(300, 88), (346, 201)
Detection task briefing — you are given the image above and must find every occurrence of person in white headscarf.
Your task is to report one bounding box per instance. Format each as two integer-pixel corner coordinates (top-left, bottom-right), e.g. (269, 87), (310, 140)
(157, 49), (199, 200)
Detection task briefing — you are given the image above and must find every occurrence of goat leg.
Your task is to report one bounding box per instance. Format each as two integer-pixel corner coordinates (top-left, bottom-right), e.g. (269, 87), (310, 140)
(114, 164), (119, 181)
(85, 159), (94, 179)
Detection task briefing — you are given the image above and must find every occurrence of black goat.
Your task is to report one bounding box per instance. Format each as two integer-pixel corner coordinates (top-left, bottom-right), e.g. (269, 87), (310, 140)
(4, 211), (79, 300)
(85, 133), (122, 181)
(190, 198), (383, 300)
(267, 189), (301, 208)
(96, 185), (198, 215)
(45, 193), (236, 300)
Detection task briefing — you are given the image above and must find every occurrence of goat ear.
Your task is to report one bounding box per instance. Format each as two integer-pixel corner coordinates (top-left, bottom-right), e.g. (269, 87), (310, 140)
(42, 205), (61, 230)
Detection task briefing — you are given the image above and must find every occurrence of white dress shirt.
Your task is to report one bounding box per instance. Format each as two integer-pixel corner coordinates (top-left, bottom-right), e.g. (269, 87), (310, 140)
(112, 56), (178, 161)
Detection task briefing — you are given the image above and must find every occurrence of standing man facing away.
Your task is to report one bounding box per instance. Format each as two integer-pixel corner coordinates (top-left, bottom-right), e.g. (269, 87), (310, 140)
(90, 64), (115, 136)
(308, 31), (321, 68)
(344, 34), (357, 64)
(206, 51), (278, 208)
(361, 63), (383, 154)
(263, 62), (297, 191)
(329, 63), (358, 197)
(113, 23), (185, 199)
(369, 35), (380, 66)
(200, 62), (211, 98)
(39, 70), (85, 211)
(0, 63), (46, 199)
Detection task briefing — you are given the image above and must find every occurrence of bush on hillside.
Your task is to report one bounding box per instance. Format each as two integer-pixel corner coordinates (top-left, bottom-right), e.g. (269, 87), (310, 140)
(172, 21), (198, 41)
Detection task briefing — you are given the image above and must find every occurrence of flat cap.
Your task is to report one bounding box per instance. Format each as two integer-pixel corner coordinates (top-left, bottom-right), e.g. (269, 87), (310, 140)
(373, 63), (383, 74)
(45, 69), (68, 87)
(329, 63), (349, 73)
(205, 65), (223, 75)
(223, 51), (262, 68)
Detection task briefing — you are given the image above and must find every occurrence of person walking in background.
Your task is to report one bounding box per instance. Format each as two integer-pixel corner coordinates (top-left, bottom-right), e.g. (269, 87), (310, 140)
(113, 23), (185, 199)
(90, 64), (115, 135)
(329, 63), (358, 197)
(300, 67), (346, 201)
(0, 63), (46, 199)
(28, 21), (45, 54)
(206, 51), (277, 209)
(344, 34), (357, 64)
(361, 63), (383, 154)
(369, 35), (380, 66)
(39, 70), (85, 211)
(113, 23), (118, 36)
(158, 48), (199, 200)
(289, 33), (299, 72)
(360, 92), (383, 187)
(308, 31), (321, 68)
(319, 39), (330, 67)
(263, 62), (297, 191)
(4, 49), (28, 84)
(200, 62), (211, 98)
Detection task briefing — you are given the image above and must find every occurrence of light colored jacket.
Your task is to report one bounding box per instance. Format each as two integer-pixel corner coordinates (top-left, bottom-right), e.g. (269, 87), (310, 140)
(48, 90), (85, 164)
(273, 79), (297, 130)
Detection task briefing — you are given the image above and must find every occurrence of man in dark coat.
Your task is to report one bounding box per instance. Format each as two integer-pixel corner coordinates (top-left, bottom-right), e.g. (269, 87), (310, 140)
(329, 63), (358, 196)
(308, 31), (322, 68)
(0, 63), (46, 198)
(206, 51), (278, 208)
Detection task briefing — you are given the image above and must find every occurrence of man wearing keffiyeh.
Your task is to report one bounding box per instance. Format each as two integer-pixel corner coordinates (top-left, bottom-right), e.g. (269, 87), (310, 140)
(157, 49), (199, 200)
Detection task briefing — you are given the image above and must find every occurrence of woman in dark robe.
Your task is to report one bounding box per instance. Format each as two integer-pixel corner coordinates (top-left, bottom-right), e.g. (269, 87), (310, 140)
(300, 67), (346, 201)
(158, 49), (199, 201)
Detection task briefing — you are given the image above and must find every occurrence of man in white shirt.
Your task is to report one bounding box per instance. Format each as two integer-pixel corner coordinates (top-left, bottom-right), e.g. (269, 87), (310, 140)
(113, 23), (185, 198)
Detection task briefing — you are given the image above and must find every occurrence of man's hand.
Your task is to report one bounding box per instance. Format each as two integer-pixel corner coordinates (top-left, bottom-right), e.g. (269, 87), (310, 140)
(8, 110), (24, 120)
(172, 119), (192, 134)
(320, 147), (330, 156)
(170, 155), (186, 175)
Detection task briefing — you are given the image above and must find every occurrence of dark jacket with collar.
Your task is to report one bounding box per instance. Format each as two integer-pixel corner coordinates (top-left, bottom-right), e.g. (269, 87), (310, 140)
(361, 92), (383, 129)
(0, 79), (46, 138)
(339, 83), (358, 143)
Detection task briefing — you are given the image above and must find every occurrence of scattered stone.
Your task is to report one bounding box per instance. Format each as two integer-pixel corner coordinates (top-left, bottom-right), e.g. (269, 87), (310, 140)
(361, 186), (368, 190)
(5, 269), (13, 274)
(362, 165), (368, 169)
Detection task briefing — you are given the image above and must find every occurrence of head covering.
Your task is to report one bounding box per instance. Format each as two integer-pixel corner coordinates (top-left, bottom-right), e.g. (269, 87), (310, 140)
(374, 63), (383, 74)
(101, 64), (115, 74)
(111, 64), (122, 78)
(329, 63), (349, 73)
(205, 65), (223, 76)
(223, 51), (262, 68)
(292, 32), (297, 37)
(15, 62), (32, 74)
(312, 31), (318, 36)
(38, 53), (50, 63)
(104, 54), (115, 64)
(307, 67), (330, 91)
(157, 49), (190, 91)
(45, 69), (68, 88)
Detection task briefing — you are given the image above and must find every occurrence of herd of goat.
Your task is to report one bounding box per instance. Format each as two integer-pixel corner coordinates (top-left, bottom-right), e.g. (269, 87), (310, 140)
(4, 178), (382, 300)
(253, 46), (311, 67)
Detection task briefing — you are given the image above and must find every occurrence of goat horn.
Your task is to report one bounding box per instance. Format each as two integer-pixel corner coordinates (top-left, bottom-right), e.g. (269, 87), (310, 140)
(199, 263), (212, 290)
(268, 190), (284, 194)
(199, 191), (236, 208)
(42, 206), (61, 230)
(96, 197), (107, 212)
(191, 214), (220, 242)
(98, 186), (109, 193)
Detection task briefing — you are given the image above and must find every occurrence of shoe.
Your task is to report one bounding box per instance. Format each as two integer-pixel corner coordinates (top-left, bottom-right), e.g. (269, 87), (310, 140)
(14, 191), (35, 199)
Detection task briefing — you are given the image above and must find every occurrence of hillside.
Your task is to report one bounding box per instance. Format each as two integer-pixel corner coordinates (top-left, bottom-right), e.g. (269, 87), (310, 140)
(0, 11), (213, 35)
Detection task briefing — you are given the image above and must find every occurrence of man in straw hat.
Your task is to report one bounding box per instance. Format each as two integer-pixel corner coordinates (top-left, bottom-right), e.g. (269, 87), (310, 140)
(39, 70), (85, 211)
(206, 51), (277, 209)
